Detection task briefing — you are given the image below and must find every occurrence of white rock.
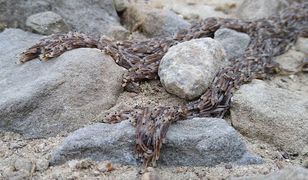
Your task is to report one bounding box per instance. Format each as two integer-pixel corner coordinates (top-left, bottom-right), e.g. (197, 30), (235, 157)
(158, 38), (227, 100)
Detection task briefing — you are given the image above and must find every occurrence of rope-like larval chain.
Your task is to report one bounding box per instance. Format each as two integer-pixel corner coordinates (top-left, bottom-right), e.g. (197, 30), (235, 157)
(20, 2), (308, 167)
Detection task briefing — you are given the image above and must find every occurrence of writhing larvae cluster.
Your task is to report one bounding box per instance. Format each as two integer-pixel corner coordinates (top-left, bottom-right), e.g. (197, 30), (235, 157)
(20, 2), (308, 167)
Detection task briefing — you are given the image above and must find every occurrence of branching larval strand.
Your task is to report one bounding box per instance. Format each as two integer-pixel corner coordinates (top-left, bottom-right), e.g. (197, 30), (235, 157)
(20, 2), (308, 167)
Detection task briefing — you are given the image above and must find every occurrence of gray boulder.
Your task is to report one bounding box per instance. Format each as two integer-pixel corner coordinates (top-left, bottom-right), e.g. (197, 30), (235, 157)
(122, 4), (190, 37)
(52, 0), (120, 39)
(0, 29), (126, 138)
(0, 0), (52, 29)
(214, 28), (251, 59)
(51, 121), (136, 166)
(231, 79), (308, 154)
(274, 49), (305, 73)
(232, 166), (308, 180)
(50, 118), (262, 166)
(26, 11), (69, 35)
(158, 38), (227, 100)
(0, 0), (121, 38)
(236, 0), (288, 20)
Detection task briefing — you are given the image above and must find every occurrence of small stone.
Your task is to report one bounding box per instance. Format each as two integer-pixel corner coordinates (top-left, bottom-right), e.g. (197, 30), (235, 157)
(236, 0), (288, 20)
(272, 151), (284, 160)
(35, 159), (49, 171)
(259, 145), (266, 149)
(113, 0), (129, 12)
(97, 161), (115, 172)
(303, 159), (308, 168)
(50, 0), (121, 39)
(141, 167), (159, 180)
(214, 28), (251, 59)
(158, 38), (227, 100)
(302, 146), (308, 156)
(68, 160), (79, 169)
(9, 141), (26, 149)
(162, 2), (228, 20)
(295, 37), (308, 54)
(5, 171), (30, 180)
(75, 159), (94, 169)
(274, 49), (305, 73)
(14, 158), (33, 172)
(26, 11), (69, 35)
(122, 4), (190, 37)
(106, 25), (130, 41)
(225, 164), (233, 169)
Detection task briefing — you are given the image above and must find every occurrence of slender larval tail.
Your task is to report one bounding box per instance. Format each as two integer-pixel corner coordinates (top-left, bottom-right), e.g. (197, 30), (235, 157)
(20, 2), (308, 167)
(20, 32), (99, 63)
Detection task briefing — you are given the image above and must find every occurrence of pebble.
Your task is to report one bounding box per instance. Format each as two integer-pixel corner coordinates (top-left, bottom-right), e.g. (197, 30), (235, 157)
(97, 161), (115, 172)
(225, 164), (233, 169)
(26, 11), (69, 35)
(35, 159), (49, 172)
(214, 28), (251, 59)
(14, 158), (33, 172)
(9, 141), (26, 149)
(141, 167), (159, 180)
(303, 159), (308, 168)
(158, 38), (227, 100)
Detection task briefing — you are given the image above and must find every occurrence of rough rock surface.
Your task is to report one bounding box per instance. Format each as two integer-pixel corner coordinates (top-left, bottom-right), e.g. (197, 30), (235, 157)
(26, 11), (69, 35)
(160, 1), (229, 20)
(231, 79), (308, 154)
(0, 0), (52, 29)
(214, 28), (251, 59)
(274, 49), (305, 73)
(295, 37), (308, 54)
(233, 166), (308, 180)
(236, 0), (288, 20)
(52, 0), (120, 39)
(106, 25), (130, 41)
(0, 29), (126, 138)
(113, 0), (129, 12)
(0, 0), (121, 38)
(122, 4), (190, 37)
(50, 121), (136, 166)
(50, 118), (262, 166)
(158, 38), (227, 100)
